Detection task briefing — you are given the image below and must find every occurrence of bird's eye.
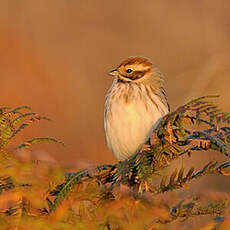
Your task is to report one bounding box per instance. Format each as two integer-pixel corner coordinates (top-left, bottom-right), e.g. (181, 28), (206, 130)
(126, 68), (133, 74)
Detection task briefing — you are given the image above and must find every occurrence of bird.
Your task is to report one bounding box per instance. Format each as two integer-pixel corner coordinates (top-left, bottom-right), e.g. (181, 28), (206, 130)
(104, 56), (169, 161)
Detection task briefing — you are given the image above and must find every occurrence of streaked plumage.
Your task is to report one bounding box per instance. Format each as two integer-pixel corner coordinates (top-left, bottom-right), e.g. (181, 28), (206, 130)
(104, 57), (169, 160)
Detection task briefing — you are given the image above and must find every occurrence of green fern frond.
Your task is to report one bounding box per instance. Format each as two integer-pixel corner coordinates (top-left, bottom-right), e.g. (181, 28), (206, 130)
(0, 176), (14, 194)
(156, 161), (230, 193)
(49, 169), (88, 211)
(12, 112), (37, 126)
(11, 115), (51, 139)
(0, 106), (53, 149)
(169, 198), (228, 221)
(0, 113), (14, 148)
(11, 123), (29, 138)
(16, 137), (64, 149)
(9, 106), (31, 114)
(47, 96), (230, 211)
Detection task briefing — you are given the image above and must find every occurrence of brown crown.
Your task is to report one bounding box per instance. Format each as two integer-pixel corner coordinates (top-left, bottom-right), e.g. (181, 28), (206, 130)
(119, 56), (152, 68)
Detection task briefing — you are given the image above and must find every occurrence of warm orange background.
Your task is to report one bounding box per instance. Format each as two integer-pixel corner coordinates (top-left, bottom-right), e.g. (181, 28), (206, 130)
(0, 1), (229, 178)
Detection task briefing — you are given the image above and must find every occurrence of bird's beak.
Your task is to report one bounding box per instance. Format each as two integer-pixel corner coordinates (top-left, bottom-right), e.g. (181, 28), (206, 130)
(108, 69), (118, 77)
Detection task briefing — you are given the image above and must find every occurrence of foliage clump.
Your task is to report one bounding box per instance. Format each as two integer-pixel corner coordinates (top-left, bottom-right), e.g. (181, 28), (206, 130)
(0, 97), (230, 229)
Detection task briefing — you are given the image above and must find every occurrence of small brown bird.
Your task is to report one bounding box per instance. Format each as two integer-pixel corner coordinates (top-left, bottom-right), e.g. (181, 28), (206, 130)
(104, 57), (169, 160)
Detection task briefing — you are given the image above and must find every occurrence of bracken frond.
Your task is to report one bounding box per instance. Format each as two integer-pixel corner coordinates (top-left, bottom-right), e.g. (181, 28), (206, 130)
(48, 96), (230, 212)
(0, 106), (53, 149)
(0, 98), (230, 229)
(156, 161), (230, 193)
(16, 137), (64, 150)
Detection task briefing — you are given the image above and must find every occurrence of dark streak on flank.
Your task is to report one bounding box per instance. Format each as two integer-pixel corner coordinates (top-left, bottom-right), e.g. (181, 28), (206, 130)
(145, 86), (160, 111)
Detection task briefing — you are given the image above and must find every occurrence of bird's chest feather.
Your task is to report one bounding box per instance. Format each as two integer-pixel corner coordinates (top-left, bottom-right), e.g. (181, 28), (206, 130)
(105, 97), (161, 160)
(112, 101), (147, 131)
(110, 100), (156, 140)
(104, 83), (167, 160)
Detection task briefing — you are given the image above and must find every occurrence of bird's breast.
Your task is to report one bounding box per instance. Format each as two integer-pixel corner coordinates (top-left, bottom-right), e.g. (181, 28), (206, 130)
(105, 93), (163, 160)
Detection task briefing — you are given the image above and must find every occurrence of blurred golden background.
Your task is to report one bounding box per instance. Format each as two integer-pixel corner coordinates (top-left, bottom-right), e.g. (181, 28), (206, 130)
(0, 0), (229, 178)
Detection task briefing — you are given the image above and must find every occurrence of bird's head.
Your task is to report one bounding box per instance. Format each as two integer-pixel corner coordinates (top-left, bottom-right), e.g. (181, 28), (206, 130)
(108, 56), (163, 85)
